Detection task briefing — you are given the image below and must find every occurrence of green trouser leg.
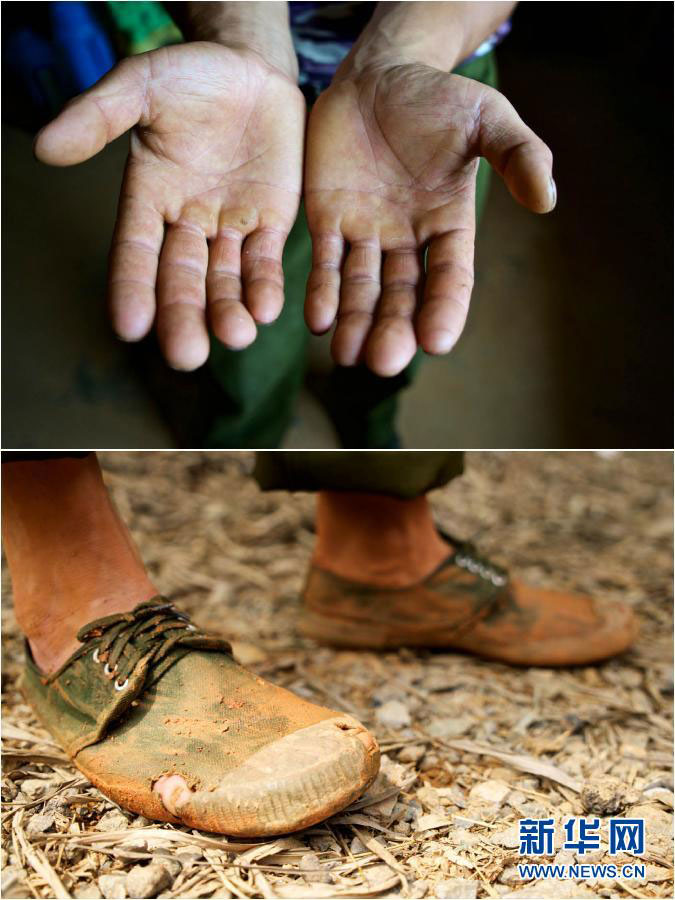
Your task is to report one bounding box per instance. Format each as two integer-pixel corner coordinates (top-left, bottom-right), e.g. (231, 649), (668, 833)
(205, 52), (497, 449)
(254, 451), (464, 499)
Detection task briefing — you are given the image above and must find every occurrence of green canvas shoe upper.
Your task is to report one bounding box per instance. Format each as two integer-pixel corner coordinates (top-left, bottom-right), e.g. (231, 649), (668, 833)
(22, 598), (231, 757)
(21, 598), (380, 836)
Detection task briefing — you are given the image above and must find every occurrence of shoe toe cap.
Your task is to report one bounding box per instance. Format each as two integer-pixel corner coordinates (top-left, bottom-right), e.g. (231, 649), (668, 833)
(160, 716), (380, 836)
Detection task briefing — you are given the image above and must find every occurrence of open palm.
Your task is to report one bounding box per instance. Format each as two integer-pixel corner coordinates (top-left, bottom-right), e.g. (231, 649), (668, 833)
(35, 43), (305, 370)
(305, 63), (555, 377)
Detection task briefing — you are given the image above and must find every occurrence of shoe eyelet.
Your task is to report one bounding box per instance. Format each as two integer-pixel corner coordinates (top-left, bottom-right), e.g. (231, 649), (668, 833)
(92, 648), (101, 664)
(491, 573), (506, 586)
(104, 662), (117, 678)
(467, 560), (479, 574)
(114, 677), (129, 692)
(455, 555), (466, 567)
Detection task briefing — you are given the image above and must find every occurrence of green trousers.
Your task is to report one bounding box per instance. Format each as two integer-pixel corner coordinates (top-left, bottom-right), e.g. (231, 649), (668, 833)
(254, 451), (465, 499)
(204, 53), (498, 450)
(3, 451), (465, 498)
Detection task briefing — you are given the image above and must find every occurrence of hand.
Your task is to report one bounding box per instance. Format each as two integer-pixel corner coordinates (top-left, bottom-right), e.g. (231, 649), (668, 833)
(304, 63), (555, 377)
(35, 43), (305, 370)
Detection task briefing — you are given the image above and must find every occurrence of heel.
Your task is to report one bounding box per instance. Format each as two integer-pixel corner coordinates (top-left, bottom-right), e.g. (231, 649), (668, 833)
(298, 610), (391, 649)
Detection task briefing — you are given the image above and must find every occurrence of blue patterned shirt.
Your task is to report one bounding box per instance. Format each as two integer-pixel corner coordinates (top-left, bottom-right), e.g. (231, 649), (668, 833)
(289, 2), (510, 97)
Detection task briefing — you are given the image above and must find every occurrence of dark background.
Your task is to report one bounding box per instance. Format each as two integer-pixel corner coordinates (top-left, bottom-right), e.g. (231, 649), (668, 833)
(498, 2), (673, 445)
(2, 2), (673, 448)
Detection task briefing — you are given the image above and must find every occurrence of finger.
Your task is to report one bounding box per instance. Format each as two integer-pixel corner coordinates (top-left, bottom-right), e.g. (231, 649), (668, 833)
(241, 228), (286, 324)
(305, 232), (344, 334)
(478, 87), (555, 214)
(108, 192), (164, 342)
(332, 239), (381, 367)
(365, 248), (420, 377)
(416, 229), (475, 355)
(207, 229), (256, 350)
(34, 58), (146, 167)
(156, 223), (210, 371)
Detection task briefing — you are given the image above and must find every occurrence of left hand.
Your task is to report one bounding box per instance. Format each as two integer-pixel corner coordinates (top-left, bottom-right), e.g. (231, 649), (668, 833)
(304, 63), (555, 377)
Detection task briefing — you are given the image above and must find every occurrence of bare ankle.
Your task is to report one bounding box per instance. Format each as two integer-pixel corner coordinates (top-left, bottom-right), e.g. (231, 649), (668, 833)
(313, 491), (449, 587)
(3, 456), (158, 674)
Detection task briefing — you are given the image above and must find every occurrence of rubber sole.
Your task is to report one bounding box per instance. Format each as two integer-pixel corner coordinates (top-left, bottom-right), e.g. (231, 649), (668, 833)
(299, 602), (639, 667)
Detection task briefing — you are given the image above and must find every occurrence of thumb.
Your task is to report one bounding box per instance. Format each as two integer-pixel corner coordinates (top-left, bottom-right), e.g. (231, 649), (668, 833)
(477, 86), (556, 214)
(34, 57), (147, 166)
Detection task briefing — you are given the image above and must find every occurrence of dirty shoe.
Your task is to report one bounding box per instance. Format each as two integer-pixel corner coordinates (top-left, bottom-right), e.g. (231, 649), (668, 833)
(300, 532), (638, 666)
(21, 598), (380, 836)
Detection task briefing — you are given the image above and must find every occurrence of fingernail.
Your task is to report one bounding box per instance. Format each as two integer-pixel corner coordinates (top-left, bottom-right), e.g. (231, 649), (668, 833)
(548, 176), (557, 210)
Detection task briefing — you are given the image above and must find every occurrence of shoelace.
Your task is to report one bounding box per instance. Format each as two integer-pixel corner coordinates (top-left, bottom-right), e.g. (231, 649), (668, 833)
(74, 598), (213, 693)
(440, 529), (508, 587)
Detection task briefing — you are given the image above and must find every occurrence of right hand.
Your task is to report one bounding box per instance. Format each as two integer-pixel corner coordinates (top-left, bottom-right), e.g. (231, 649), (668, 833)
(35, 42), (305, 370)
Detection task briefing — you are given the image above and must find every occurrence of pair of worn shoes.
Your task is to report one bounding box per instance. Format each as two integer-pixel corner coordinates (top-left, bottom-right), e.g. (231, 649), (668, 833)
(22, 537), (637, 837)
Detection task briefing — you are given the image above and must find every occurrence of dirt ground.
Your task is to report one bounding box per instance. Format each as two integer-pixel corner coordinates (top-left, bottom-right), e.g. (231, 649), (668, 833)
(2, 451), (673, 899)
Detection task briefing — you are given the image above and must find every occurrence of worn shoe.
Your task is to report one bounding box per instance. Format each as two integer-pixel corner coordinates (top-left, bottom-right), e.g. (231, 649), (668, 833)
(300, 532), (638, 666)
(21, 599), (380, 836)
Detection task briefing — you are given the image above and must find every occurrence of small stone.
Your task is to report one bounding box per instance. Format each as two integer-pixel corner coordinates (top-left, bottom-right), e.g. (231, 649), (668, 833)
(490, 825), (521, 848)
(403, 799), (423, 823)
(73, 883), (103, 899)
(25, 812), (55, 836)
(410, 879), (431, 898)
(349, 836), (367, 854)
(517, 777), (540, 790)
(46, 787), (80, 813)
(626, 803), (673, 857)
(437, 785), (466, 807)
(420, 752), (441, 771)
(416, 812), (452, 831)
(2, 780), (18, 801)
(133, 815), (152, 827)
(580, 776), (640, 816)
(399, 744), (426, 763)
(19, 778), (49, 799)
(98, 874), (127, 900)
(643, 787), (674, 807)
(120, 837), (148, 854)
(498, 866), (522, 886)
(469, 779), (511, 806)
(435, 878), (478, 899)
(300, 851), (332, 883)
(417, 784), (444, 811)
(426, 716), (473, 739)
(230, 641), (266, 665)
(375, 700), (411, 729)
(308, 835), (338, 853)
(365, 864), (393, 885)
(126, 863), (171, 898)
(96, 810), (129, 832)
(151, 853), (182, 880)
(450, 829), (481, 849)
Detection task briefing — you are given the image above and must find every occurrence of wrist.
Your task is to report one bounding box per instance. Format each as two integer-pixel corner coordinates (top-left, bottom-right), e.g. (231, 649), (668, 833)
(170, 2), (298, 81)
(208, 32), (298, 81)
(334, 3), (465, 82)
